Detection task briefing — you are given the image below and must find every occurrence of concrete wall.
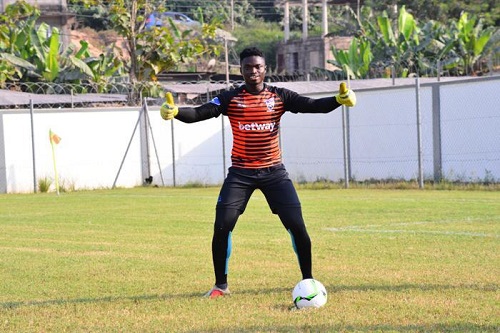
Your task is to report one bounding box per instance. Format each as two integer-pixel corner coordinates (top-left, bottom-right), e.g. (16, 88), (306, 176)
(277, 36), (352, 74)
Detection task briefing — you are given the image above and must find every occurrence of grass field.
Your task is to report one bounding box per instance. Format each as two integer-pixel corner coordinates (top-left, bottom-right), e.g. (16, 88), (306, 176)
(0, 187), (498, 332)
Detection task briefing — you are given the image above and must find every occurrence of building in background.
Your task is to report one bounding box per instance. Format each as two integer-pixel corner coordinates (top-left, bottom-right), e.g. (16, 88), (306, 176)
(277, 35), (352, 75)
(275, 0), (360, 75)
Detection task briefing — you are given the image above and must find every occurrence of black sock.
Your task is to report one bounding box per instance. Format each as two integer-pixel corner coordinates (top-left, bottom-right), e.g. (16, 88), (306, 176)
(216, 283), (228, 290)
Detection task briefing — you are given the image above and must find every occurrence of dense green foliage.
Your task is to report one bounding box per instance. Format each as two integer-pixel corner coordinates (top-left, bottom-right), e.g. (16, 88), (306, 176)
(363, 0), (499, 28)
(0, 1), (124, 89)
(232, 21), (283, 71)
(329, 6), (497, 78)
(162, 0), (499, 31)
(0, 0), (223, 101)
(70, 1), (498, 39)
(68, 0), (499, 79)
(70, 0), (222, 84)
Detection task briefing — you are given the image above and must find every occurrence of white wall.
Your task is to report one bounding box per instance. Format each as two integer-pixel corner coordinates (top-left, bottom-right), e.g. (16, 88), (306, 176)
(439, 81), (500, 181)
(1, 76), (498, 193)
(282, 77), (499, 183)
(1, 108), (143, 192)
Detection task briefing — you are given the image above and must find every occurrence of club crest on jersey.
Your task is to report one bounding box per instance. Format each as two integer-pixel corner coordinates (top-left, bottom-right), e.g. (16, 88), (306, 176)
(265, 97), (275, 112)
(209, 97), (221, 106)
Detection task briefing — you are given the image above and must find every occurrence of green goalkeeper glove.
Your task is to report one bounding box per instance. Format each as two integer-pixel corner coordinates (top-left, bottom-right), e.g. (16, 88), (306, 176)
(160, 92), (179, 120)
(335, 82), (356, 107)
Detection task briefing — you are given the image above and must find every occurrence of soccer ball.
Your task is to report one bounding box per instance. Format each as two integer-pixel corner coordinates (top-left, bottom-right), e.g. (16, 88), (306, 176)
(292, 279), (327, 309)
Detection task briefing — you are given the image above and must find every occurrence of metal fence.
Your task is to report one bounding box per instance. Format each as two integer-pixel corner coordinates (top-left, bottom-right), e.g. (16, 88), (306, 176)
(0, 75), (499, 193)
(277, 76), (499, 187)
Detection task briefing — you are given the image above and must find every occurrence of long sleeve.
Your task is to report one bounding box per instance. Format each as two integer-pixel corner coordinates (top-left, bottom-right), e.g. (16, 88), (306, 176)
(175, 103), (221, 123)
(276, 88), (341, 114)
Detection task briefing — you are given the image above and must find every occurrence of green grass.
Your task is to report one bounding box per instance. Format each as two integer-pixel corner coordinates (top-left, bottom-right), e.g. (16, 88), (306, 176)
(0, 187), (498, 332)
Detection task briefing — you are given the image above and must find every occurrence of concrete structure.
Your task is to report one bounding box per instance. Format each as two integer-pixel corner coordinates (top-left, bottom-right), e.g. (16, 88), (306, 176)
(275, 0), (359, 74)
(277, 35), (352, 74)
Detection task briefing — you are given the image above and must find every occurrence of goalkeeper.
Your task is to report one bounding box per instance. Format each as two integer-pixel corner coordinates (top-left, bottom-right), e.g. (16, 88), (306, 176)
(161, 46), (356, 298)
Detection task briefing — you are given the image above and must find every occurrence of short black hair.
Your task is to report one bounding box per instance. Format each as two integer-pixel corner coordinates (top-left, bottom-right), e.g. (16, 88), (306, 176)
(239, 47), (265, 63)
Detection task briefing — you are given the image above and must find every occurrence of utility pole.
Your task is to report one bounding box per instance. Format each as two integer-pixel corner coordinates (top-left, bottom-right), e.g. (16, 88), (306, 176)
(302, 0), (308, 41)
(230, 0), (234, 31)
(284, 0), (290, 42)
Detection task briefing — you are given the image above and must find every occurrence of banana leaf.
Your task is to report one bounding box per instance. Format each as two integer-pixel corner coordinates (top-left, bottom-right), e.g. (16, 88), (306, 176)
(0, 52), (36, 71)
(45, 27), (60, 82)
(377, 15), (395, 46)
(398, 6), (415, 42)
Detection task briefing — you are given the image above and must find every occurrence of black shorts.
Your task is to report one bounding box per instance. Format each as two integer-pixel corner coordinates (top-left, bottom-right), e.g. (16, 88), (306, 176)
(216, 163), (301, 214)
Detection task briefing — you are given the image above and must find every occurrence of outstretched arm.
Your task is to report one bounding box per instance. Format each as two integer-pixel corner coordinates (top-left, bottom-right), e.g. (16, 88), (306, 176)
(175, 105), (219, 123)
(286, 82), (357, 114)
(160, 93), (220, 123)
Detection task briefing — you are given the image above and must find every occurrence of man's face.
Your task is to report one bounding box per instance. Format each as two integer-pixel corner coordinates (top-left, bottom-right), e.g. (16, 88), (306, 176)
(240, 55), (266, 86)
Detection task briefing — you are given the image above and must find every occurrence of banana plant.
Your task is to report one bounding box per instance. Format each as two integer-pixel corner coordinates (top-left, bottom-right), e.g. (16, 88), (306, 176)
(0, 57), (24, 87)
(329, 37), (373, 79)
(367, 5), (446, 77)
(0, 1), (121, 88)
(58, 39), (124, 91)
(0, 1), (39, 53)
(0, 3), (66, 83)
(29, 23), (61, 82)
(0, 2), (41, 80)
(375, 5), (420, 76)
(452, 12), (495, 75)
(81, 43), (124, 92)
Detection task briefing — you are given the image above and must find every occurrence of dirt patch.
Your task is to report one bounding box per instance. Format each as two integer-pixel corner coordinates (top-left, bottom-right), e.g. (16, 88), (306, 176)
(69, 27), (104, 56)
(68, 28), (129, 59)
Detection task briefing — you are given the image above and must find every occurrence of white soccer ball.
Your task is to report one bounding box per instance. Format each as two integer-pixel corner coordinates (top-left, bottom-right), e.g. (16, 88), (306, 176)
(292, 278), (328, 309)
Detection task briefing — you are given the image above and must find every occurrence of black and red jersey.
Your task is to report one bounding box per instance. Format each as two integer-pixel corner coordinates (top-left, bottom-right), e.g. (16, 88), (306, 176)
(176, 84), (340, 169)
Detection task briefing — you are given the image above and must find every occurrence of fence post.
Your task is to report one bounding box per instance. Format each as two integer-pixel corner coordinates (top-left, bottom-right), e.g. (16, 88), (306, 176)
(30, 99), (37, 193)
(437, 60), (441, 82)
(432, 84), (442, 183)
(342, 105), (350, 188)
(140, 99), (151, 184)
(415, 76), (424, 189)
(141, 98), (165, 186)
(171, 118), (176, 187)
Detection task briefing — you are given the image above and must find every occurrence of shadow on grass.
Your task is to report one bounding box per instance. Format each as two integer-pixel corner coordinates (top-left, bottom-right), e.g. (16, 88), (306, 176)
(326, 282), (498, 293)
(0, 292), (202, 310)
(1, 282), (497, 310)
(184, 323), (499, 333)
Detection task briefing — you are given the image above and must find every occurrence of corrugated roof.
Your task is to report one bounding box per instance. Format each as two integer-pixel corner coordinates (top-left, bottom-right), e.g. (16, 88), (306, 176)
(0, 89), (127, 106)
(161, 82), (228, 94)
